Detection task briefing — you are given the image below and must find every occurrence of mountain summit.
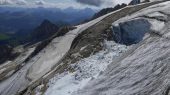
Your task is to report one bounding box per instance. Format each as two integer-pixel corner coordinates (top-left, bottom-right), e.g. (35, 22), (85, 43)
(31, 20), (59, 42)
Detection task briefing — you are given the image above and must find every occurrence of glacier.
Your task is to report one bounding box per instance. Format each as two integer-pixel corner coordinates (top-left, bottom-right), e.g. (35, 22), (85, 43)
(74, 1), (170, 95)
(0, 0), (170, 95)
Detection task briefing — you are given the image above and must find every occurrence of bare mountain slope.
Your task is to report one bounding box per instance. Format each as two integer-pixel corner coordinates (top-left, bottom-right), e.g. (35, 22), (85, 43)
(0, 0), (169, 95)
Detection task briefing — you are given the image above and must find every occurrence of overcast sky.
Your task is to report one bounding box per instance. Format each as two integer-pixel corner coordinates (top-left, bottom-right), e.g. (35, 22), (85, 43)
(0, 0), (132, 9)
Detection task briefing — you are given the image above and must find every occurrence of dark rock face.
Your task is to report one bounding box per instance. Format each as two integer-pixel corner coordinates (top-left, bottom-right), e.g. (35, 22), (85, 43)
(92, 4), (127, 19)
(112, 19), (151, 45)
(0, 45), (19, 64)
(31, 20), (59, 43)
(129, 0), (141, 5)
(142, 0), (150, 3)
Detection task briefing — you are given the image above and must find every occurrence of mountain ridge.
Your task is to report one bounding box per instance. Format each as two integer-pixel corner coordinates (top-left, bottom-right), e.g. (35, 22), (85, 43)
(0, 0), (169, 95)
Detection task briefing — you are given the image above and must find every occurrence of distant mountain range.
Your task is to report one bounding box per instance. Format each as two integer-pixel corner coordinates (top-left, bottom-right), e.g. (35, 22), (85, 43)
(0, 0), (146, 47)
(0, 6), (95, 46)
(91, 0), (150, 20)
(92, 3), (127, 20)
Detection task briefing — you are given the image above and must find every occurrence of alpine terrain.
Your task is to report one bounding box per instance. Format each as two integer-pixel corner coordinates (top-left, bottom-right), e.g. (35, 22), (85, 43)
(0, 0), (170, 95)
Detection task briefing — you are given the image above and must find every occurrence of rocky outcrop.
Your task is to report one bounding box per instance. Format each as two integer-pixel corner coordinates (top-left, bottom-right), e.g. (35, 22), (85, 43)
(0, 45), (19, 64)
(129, 0), (141, 5)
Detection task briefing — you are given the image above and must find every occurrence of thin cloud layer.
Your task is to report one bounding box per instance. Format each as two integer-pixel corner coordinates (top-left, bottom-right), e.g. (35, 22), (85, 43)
(0, 0), (13, 5)
(0, 0), (27, 5)
(76, 0), (132, 7)
(35, 0), (45, 5)
(14, 0), (27, 5)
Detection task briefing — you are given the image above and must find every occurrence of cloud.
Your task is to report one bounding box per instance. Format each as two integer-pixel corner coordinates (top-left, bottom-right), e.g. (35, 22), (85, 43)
(13, 0), (27, 5)
(75, 0), (132, 7)
(114, 0), (132, 4)
(35, 0), (46, 5)
(0, 0), (27, 5)
(0, 0), (13, 5)
(76, 0), (104, 6)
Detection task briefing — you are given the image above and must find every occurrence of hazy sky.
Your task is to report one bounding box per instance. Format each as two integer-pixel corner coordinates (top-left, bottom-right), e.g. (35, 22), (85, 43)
(0, 0), (132, 9)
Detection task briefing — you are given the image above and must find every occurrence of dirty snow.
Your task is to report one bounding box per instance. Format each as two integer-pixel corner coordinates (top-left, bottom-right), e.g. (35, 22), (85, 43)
(44, 41), (129, 95)
(0, 47), (36, 95)
(14, 47), (36, 64)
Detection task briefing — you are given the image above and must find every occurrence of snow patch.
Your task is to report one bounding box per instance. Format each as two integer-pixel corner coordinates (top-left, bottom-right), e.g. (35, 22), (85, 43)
(80, 45), (88, 51)
(148, 19), (165, 32)
(146, 12), (168, 18)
